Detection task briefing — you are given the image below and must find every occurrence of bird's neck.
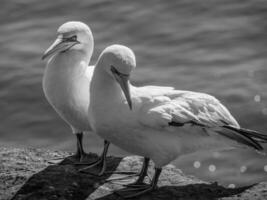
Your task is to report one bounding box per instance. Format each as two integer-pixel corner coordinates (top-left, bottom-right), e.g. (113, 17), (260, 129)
(89, 65), (134, 132)
(92, 66), (123, 100)
(48, 51), (90, 74)
(90, 65), (127, 116)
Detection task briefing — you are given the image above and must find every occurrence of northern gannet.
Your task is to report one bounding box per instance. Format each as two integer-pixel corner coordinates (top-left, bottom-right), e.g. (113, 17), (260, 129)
(42, 21), (110, 166)
(89, 44), (267, 198)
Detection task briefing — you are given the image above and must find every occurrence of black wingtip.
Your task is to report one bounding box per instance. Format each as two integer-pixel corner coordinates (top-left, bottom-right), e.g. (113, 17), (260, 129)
(168, 121), (184, 127)
(222, 125), (265, 151)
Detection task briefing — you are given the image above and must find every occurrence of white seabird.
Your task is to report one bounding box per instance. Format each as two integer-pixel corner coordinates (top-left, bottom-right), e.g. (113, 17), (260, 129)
(42, 21), (110, 165)
(89, 44), (267, 198)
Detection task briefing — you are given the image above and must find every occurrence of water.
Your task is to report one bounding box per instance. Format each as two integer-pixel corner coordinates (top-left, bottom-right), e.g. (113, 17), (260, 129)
(1, 0), (267, 187)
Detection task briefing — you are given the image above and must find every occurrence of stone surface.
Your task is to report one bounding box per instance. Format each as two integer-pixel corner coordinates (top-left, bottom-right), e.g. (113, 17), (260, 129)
(0, 147), (266, 200)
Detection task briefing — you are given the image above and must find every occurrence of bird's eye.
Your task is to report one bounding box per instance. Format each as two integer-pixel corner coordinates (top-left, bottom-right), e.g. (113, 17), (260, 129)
(69, 35), (77, 41)
(110, 65), (120, 75)
(110, 65), (129, 77)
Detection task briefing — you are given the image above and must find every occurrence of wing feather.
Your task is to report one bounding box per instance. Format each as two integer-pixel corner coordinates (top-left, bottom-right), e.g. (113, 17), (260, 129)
(138, 89), (265, 150)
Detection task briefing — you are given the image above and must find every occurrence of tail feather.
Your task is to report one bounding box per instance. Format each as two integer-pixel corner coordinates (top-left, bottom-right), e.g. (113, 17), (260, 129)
(222, 125), (267, 150)
(169, 120), (266, 151)
(223, 125), (267, 142)
(238, 128), (267, 143)
(216, 130), (263, 151)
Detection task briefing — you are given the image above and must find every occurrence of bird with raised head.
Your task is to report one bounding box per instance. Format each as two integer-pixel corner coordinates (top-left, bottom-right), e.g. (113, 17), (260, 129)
(42, 21), (110, 170)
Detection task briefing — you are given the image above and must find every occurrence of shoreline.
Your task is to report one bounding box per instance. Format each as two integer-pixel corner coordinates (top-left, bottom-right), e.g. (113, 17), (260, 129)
(1, 147), (266, 200)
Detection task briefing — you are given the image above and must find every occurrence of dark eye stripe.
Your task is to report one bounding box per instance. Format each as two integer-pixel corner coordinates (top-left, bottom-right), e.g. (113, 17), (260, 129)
(110, 65), (120, 75)
(110, 65), (129, 77)
(69, 35), (77, 41)
(62, 35), (77, 42)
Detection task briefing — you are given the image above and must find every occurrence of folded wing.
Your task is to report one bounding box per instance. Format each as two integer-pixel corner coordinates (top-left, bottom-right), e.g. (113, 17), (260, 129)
(138, 89), (266, 151)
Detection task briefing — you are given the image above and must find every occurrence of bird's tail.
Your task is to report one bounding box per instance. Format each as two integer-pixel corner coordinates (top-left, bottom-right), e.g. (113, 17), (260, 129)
(220, 125), (267, 151)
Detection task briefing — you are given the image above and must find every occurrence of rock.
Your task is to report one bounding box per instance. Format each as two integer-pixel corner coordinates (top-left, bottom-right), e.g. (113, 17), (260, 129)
(0, 147), (266, 200)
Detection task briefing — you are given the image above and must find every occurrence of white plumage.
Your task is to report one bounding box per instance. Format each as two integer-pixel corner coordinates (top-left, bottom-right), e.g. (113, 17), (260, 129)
(42, 21), (94, 160)
(89, 44), (267, 197)
(43, 61), (94, 133)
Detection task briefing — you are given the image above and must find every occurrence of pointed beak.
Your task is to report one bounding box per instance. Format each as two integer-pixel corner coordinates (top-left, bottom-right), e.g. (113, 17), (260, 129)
(42, 37), (79, 60)
(111, 67), (132, 110)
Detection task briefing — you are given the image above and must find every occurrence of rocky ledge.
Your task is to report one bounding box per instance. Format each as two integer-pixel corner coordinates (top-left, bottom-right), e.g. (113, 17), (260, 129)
(0, 147), (266, 200)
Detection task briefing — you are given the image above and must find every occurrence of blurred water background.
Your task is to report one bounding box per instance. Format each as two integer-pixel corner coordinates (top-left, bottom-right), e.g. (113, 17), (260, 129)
(0, 0), (267, 187)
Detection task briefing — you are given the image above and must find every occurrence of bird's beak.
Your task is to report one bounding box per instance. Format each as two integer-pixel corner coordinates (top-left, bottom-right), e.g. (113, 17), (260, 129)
(42, 37), (79, 60)
(111, 67), (132, 110)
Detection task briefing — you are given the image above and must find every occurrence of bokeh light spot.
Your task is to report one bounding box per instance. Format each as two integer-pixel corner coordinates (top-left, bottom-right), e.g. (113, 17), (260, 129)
(208, 164), (216, 172)
(228, 184), (235, 188)
(193, 161), (201, 169)
(262, 108), (267, 115)
(264, 165), (267, 172)
(240, 166), (247, 173)
(254, 95), (261, 102)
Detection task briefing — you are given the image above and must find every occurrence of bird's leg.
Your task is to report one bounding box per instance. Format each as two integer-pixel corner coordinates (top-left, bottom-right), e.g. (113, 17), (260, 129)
(72, 132), (87, 162)
(115, 167), (162, 198)
(134, 157), (150, 184)
(107, 157), (150, 185)
(79, 140), (110, 176)
(48, 132), (86, 164)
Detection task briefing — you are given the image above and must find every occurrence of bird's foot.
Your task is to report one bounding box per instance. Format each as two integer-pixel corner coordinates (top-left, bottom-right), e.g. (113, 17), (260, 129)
(78, 151), (88, 162)
(72, 151), (92, 163)
(78, 157), (106, 176)
(77, 140), (110, 176)
(116, 166), (161, 198)
(115, 183), (157, 198)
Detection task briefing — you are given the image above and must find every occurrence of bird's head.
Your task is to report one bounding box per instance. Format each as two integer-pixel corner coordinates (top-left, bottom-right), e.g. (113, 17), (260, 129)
(42, 21), (94, 60)
(97, 44), (136, 110)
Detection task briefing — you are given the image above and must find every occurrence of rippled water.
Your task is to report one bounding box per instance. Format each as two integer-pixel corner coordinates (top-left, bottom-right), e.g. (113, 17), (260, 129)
(1, 0), (267, 187)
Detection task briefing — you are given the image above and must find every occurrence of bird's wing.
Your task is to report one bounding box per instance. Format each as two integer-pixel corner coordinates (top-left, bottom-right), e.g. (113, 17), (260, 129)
(138, 90), (238, 128)
(171, 92), (239, 128)
(137, 89), (265, 150)
(131, 85), (175, 102)
(137, 85), (175, 96)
